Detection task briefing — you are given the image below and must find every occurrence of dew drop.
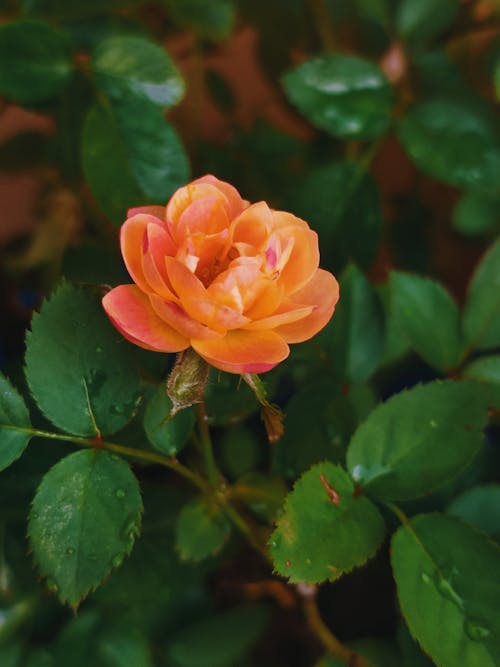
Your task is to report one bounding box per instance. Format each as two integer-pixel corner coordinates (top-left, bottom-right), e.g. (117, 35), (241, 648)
(121, 517), (138, 541)
(46, 578), (58, 593)
(421, 572), (431, 584)
(464, 620), (490, 641)
(436, 577), (464, 609)
(115, 489), (126, 499)
(110, 404), (125, 415)
(430, 420), (438, 428)
(270, 540), (277, 549)
(65, 547), (75, 556)
(96, 347), (103, 353)
(305, 558), (312, 566)
(31, 512), (39, 520)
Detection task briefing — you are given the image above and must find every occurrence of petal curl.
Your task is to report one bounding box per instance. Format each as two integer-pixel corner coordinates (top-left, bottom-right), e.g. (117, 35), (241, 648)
(102, 285), (188, 352)
(273, 220), (320, 296)
(192, 330), (289, 374)
(141, 223), (177, 299)
(193, 175), (248, 219)
(273, 269), (339, 343)
(149, 294), (222, 340)
(120, 214), (163, 294)
(243, 304), (315, 331)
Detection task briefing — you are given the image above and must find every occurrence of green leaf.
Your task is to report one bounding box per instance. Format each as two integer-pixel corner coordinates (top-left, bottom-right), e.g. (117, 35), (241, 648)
(167, 604), (270, 667)
(453, 190), (500, 237)
(354, 0), (391, 28)
(22, 0), (141, 18)
(346, 380), (492, 501)
(270, 462), (385, 583)
(396, 0), (459, 47)
(282, 54), (394, 140)
(81, 98), (190, 223)
(447, 484), (500, 539)
(96, 627), (153, 667)
(464, 355), (500, 385)
(232, 472), (287, 522)
(28, 449), (142, 607)
(0, 644), (22, 667)
(398, 100), (500, 191)
(288, 162), (383, 272)
(205, 371), (258, 426)
(463, 239), (500, 351)
(0, 373), (32, 471)
(0, 20), (73, 103)
(390, 271), (463, 371)
(143, 383), (194, 456)
(91, 35), (185, 109)
(218, 424), (260, 479)
(329, 265), (385, 382)
(165, 0), (236, 41)
(25, 283), (141, 437)
(391, 513), (500, 667)
(175, 498), (231, 562)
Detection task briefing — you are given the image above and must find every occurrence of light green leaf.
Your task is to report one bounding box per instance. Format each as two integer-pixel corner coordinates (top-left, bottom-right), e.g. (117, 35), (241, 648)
(165, 0), (235, 40)
(82, 98), (189, 223)
(463, 239), (500, 351)
(453, 190), (500, 237)
(91, 35), (185, 109)
(288, 162), (383, 272)
(0, 20), (73, 103)
(25, 283), (141, 437)
(167, 604), (270, 667)
(397, 0), (459, 47)
(390, 271), (463, 371)
(391, 513), (500, 666)
(175, 498), (231, 562)
(447, 484), (500, 538)
(347, 380), (492, 501)
(464, 355), (500, 385)
(0, 373), (32, 471)
(143, 384), (195, 456)
(398, 100), (500, 191)
(282, 54), (394, 140)
(28, 449), (143, 607)
(329, 264), (385, 382)
(270, 463), (385, 583)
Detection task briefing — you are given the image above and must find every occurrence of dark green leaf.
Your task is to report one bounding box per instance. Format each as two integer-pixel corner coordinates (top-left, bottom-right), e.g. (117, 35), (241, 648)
(391, 513), (500, 666)
(0, 373), (32, 471)
(329, 265), (385, 382)
(0, 20), (73, 103)
(25, 283), (141, 437)
(218, 424), (260, 479)
(164, 0), (235, 40)
(390, 271), (463, 371)
(22, 0), (141, 18)
(270, 462), (385, 583)
(282, 54), (394, 140)
(97, 627), (153, 667)
(447, 484), (500, 539)
(81, 98), (190, 223)
(28, 450), (142, 607)
(398, 100), (500, 191)
(143, 384), (195, 456)
(175, 498), (231, 562)
(397, 0), (459, 47)
(91, 35), (185, 109)
(205, 371), (258, 426)
(232, 472), (287, 522)
(453, 190), (500, 237)
(288, 162), (383, 272)
(346, 380), (492, 501)
(167, 604), (270, 667)
(464, 355), (500, 385)
(463, 239), (500, 351)
(354, 0), (391, 28)
(0, 644), (22, 667)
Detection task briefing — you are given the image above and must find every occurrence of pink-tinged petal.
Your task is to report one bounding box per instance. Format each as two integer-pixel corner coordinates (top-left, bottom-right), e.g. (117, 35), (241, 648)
(127, 205), (165, 221)
(274, 269), (339, 343)
(230, 202), (273, 249)
(149, 294), (222, 340)
(141, 223), (177, 299)
(274, 221), (319, 295)
(120, 214), (164, 293)
(243, 304), (315, 331)
(194, 175), (248, 219)
(192, 330), (289, 374)
(102, 285), (189, 352)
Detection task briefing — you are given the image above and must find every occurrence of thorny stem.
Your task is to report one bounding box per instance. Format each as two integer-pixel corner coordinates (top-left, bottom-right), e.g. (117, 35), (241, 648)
(196, 402), (219, 486)
(300, 587), (377, 667)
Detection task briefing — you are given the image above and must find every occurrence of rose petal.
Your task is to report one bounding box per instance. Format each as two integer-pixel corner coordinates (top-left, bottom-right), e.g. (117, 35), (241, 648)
(192, 330), (289, 374)
(149, 294), (222, 340)
(243, 304), (315, 331)
(230, 202), (273, 249)
(127, 205), (165, 220)
(166, 182), (229, 230)
(194, 175), (248, 219)
(273, 269), (340, 343)
(141, 223), (177, 299)
(244, 280), (285, 320)
(102, 285), (188, 352)
(176, 197), (230, 240)
(120, 214), (163, 293)
(274, 221), (319, 296)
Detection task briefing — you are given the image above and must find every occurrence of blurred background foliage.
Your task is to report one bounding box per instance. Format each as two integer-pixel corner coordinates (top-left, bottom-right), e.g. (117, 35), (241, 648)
(0, 0), (500, 665)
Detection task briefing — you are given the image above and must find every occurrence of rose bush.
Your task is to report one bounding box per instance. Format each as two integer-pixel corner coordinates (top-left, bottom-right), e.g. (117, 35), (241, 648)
(102, 175), (339, 373)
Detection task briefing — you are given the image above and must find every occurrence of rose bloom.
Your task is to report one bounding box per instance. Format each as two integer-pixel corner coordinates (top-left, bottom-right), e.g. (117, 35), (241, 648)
(102, 175), (339, 374)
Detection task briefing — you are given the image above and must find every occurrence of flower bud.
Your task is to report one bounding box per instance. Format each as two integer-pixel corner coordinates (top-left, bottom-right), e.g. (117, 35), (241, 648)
(167, 348), (210, 417)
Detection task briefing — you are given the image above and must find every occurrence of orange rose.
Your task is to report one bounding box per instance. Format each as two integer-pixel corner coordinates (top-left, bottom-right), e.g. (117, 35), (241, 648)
(102, 175), (339, 374)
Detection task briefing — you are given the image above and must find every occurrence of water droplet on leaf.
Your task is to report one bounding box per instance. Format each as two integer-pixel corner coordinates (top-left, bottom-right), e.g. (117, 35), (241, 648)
(65, 547), (75, 556)
(421, 572), (431, 584)
(115, 489), (126, 499)
(112, 554), (124, 568)
(430, 420), (438, 428)
(464, 620), (490, 641)
(436, 577), (464, 609)
(46, 579), (58, 593)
